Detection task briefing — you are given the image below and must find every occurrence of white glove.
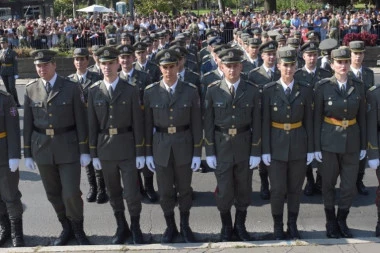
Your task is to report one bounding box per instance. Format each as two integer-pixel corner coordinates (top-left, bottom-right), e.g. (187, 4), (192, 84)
(92, 158), (102, 170)
(262, 154), (271, 166)
(190, 156), (201, 171)
(315, 151), (322, 162)
(14, 75), (19, 79)
(80, 154), (91, 167)
(25, 158), (36, 171)
(146, 156), (156, 172)
(9, 159), (20, 172)
(206, 156), (217, 169)
(136, 156), (145, 169)
(368, 159), (379, 170)
(307, 153), (314, 165)
(249, 156), (260, 169)
(359, 150), (367, 160)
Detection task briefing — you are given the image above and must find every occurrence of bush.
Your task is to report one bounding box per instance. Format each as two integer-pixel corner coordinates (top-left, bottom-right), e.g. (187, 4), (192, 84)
(14, 47), (74, 58)
(342, 32), (378, 46)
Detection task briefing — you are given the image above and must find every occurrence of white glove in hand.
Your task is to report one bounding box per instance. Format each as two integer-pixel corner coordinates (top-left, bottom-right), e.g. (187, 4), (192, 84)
(307, 153), (314, 165)
(9, 159), (20, 172)
(136, 156), (145, 169)
(80, 154), (91, 167)
(191, 156), (201, 171)
(314, 152), (322, 162)
(368, 159), (379, 170)
(262, 154), (271, 166)
(206, 156), (217, 169)
(14, 75), (19, 79)
(249, 156), (260, 169)
(92, 158), (102, 170)
(25, 158), (36, 171)
(146, 156), (156, 172)
(359, 150), (367, 160)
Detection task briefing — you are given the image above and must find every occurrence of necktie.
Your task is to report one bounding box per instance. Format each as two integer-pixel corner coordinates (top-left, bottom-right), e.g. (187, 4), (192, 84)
(341, 84), (346, 93)
(168, 88), (174, 98)
(267, 70), (272, 79)
(357, 71), (362, 80)
(128, 74), (132, 84)
(79, 77), (84, 84)
(45, 82), (52, 94)
(177, 73), (183, 81)
(108, 86), (114, 98)
(285, 87), (291, 99)
(142, 65), (145, 71)
(230, 85), (235, 98)
(310, 72), (314, 78)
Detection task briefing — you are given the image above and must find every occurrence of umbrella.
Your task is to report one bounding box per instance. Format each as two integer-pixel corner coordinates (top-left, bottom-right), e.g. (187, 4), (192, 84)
(76, 4), (114, 13)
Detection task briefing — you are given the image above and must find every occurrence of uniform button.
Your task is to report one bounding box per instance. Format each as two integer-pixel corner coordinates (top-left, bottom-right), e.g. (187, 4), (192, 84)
(110, 105), (113, 109)
(344, 109), (347, 112)
(170, 108), (173, 112)
(110, 125), (113, 128)
(170, 124), (173, 126)
(286, 131), (289, 134)
(232, 115), (235, 119)
(49, 113), (52, 117)
(344, 100), (347, 103)
(232, 125), (235, 128)
(287, 106), (290, 109)
(49, 125), (53, 128)
(110, 115), (113, 118)
(123, 101), (126, 104)
(48, 103), (52, 106)
(232, 106), (235, 109)
(169, 116), (173, 120)
(286, 115), (290, 118)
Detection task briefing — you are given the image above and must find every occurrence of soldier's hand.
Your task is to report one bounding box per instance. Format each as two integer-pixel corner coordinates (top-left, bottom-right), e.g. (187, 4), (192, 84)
(368, 159), (379, 170)
(262, 154), (271, 166)
(191, 156), (201, 171)
(25, 158), (37, 171)
(9, 159), (20, 172)
(14, 75), (19, 79)
(306, 153), (314, 165)
(206, 156), (217, 169)
(249, 156), (260, 169)
(314, 152), (323, 162)
(93, 158), (102, 170)
(146, 156), (156, 172)
(359, 150), (367, 161)
(136, 156), (145, 169)
(80, 154), (91, 167)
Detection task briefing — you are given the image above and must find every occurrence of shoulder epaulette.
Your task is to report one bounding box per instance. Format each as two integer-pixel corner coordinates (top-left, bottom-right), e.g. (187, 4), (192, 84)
(263, 81), (276, 89)
(68, 74), (75, 78)
(368, 83), (380, 92)
(245, 80), (259, 88)
(202, 54), (210, 60)
(250, 67), (261, 73)
(297, 80), (311, 88)
(145, 82), (159, 90)
(203, 71), (213, 77)
(363, 66), (374, 74)
(208, 80), (220, 87)
(294, 68), (302, 74)
(188, 69), (200, 76)
(26, 79), (38, 86)
(314, 78), (330, 88)
(90, 80), (102, 89)
(185, 82), (197, 89)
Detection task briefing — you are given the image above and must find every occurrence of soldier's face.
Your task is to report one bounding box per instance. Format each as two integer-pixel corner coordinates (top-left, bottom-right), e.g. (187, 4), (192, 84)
(262, 51), (276, 67)
(100, 60), (120, 80)
(332, 59), (350, 75)
(303, 52), (318, 69)
(351, 51), (364, 66)
(248, 46), (259, 58)
(135, 50), (147, 63)
(160, 63), (179, 83)
(278, 41), (286, 48)
(35, 62), (56, 80)
(119, 55), (135, 70)
(74, 57), (89, 71)
(278, 61), (296, 79)
(221, 62), (242, 82)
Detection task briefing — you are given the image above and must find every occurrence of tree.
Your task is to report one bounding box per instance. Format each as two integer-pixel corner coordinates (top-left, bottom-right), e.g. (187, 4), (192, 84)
(264, 0), (276, 12)
(135, 0), (195, 16)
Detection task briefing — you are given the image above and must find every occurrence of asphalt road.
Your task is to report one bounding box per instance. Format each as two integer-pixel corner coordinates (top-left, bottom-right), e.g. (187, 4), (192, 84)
(1, 77), (380, 247)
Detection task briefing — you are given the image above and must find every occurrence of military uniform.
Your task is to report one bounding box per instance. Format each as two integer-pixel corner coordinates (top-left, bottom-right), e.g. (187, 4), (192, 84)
(262, 46), (314, 240)
(88, 45), (103, 78)
(0, 37), (20, 107)
(314, 48), (366, 239)
(23, 50), (90, 245)
(204, 48), (261, 242)
(133, 42), (161, 83)
(0, 90), (23, 247)
(318, 38), (339, 74)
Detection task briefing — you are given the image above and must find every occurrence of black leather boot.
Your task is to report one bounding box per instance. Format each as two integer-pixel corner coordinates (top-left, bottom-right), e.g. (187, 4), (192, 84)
(376, 212), (380, 237)
(324, 208), (340, 238)
(314, 173), (322, 194)
(144, 176), (158, 203)
(259, 171), (270, 200)
(85, 165), (97, 202)
(287, 212), (300, 239)
(0, 215), (11, 246)
(70, 220), (90, 245)
(273, 214), (285, 240)
(138, 173), (146, 197)
(10, 217), (24, 247)
(130, 215), (144, 244)
(112, 212), (130, 244)
(220, 211), (233, 242)
(304, 166), (315, 196)
(180, 211), (195, 243)
(337, 208), (353, 238)
(54, 217), (74, 246)
(234, 210), (251, 241)
(95, 170), (109, 204)
(161, 214), (179, 243)
(356, 172), (369, 196)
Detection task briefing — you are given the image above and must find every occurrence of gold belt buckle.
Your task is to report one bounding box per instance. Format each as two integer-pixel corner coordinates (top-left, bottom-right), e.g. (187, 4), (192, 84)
(341, 120), (349, 129)
(109, 128), (118, 135)
(46, 129), (54, 136)
(228, 128), (237, 136)
(284, 123), (291, 131)
(168, 127), (176, 134)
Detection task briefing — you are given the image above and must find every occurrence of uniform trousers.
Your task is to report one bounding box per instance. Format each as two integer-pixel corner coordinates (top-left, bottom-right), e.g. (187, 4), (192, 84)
(1, 75), (18, 105)
(321, 151), (360, 210)
(268, 159), (306, 215)
(376, 168), (380, 212)
(0, 166), (23, 218)
(100, 159), (142, 216)
(38, 162), (83, 221)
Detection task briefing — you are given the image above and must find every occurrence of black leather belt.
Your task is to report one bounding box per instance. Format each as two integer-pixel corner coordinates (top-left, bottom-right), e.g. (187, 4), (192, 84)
(100, 126), (133, 135)
(34, 125), (76, 136)
(215, 125), (251, 136)
(155, 125), (190, 134)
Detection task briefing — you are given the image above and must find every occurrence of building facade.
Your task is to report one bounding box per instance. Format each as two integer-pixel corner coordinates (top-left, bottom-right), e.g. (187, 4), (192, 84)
(0, 0), (54, 19)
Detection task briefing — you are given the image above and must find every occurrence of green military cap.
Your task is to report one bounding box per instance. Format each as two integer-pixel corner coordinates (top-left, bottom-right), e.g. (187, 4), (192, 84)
(262, 31), (269, 38)
(306, 30), (317, 39)
(301, 42), (319, 53)
(121, 33), (131, 40)
(282, 28), (290, 35)
(139, 27), (148, 34)
(170, 45), (189, 57)
(141, 37), (153, 45)
(248, 38), (262, 47)
(170, 39), (186, 47)
(206, 29), (218, 37)
(0, 37), (8, 43)
(294, 30), (301, 38)
(213, 44), (231, 56)
(208, 36), (224, 46)
(242, 36), (250, 44)
(253, 28), (262, 35)
(277, 46), (297, 63)
(150, 33), (158, 40)
(157, 30), (166, 38)
(219, 48), (244, 63)
(349, 41), (365, 52)
(236, 31), (243, 37)
(241, 32), (251, 38)
(30, 49), (57, 64)
(175, 33), (187, 40)
(286, 38), (300, 48)
(276, 34), (286, 42)
(95, 46), (120, 62)
(331, 47), (351, 60)
(259, 40), (278, 52)
(106, 38), (117, 46)
(116, 44), (134, 55)
(155, 49), (181, 65)
(133, 42), (147, 52)
(319, 38), (338, 51)
(73, 48), (89, 58)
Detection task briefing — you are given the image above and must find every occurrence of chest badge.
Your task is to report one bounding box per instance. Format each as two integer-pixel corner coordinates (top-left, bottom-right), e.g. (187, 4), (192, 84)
(274, 107), (278, 111)
(328, 101), (333, 106)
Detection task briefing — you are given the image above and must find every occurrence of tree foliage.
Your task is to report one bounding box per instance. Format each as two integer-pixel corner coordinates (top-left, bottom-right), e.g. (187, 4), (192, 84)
(135, 0), (196, 16)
